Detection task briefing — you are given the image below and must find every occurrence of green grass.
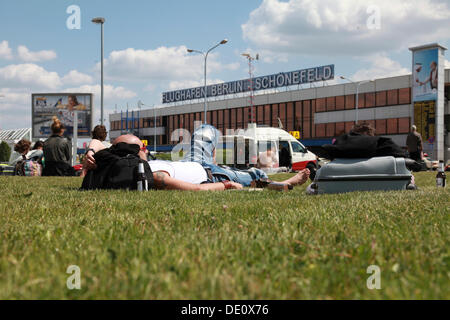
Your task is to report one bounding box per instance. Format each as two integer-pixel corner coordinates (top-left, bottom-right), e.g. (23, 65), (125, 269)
(0, 172), (448, 299)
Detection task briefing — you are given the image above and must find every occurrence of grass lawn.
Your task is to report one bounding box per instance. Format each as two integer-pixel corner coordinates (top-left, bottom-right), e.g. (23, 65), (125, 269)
(0, 172), (448, 299)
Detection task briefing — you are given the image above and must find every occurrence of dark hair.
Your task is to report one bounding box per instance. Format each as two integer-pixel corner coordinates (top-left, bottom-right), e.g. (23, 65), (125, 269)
(14, 139), (31, 154)
(32, 141), (44, 150)
(92, 125), (107, 141)
(68, 95), (79, 105)
(351, 122), (375, 136)
(51, 116), (66, 134)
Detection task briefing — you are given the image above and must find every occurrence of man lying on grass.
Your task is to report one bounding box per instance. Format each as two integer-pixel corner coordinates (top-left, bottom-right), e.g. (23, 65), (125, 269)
(83, 124), (310, 191)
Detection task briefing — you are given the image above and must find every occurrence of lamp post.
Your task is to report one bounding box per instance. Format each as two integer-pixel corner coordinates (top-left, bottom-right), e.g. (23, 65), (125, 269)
(92, 17), (105, 125)
(241, 53), (259, 124)
(340, 76), (374, 124)
(138, 100), (157, 153)
(187, 39), (228, 124)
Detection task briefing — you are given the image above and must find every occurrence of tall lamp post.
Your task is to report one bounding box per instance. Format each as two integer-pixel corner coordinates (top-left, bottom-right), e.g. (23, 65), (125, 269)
(92, 17), (105, 125)
(340, 76), (374, 124)
(187, 39), (228, 124)
(241, 53), (259, 124)
(138, 100), (157, 153)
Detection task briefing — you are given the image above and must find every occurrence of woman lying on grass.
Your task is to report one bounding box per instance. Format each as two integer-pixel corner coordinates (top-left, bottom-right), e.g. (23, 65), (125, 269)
(83, 125), (310, 191)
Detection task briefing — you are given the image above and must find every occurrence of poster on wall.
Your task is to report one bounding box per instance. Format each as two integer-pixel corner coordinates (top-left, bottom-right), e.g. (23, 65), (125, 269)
(412, 48), (438, 102)
(413, 100), (435, 142)
(32, 93), (93, 138)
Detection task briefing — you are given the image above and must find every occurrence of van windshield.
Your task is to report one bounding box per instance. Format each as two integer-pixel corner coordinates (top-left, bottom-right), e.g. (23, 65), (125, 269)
(291, 141), (305, 153)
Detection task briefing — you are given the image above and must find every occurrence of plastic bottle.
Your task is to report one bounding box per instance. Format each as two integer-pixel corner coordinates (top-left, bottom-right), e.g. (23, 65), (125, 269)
(137, 162), (148, 191)
(436, 160), (446, 187)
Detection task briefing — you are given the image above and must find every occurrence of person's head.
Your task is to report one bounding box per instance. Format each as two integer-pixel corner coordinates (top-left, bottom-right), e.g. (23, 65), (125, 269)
(430, 61), (437, 70)
(14, 139), (31, 155)
(113, 134), (148, 160)
(68, 95), (79, 109)
(92, 125), (107, 141)
(411, 125), (417, 132)
(351, 122), (375, 136)
(51, 116), (66, 136)
(415, 63), (422, 72)
(32, 141), (44, 150)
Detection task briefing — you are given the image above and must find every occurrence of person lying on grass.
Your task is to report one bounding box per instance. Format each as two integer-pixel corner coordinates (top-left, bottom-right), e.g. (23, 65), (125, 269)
(83, 125), (310, 191)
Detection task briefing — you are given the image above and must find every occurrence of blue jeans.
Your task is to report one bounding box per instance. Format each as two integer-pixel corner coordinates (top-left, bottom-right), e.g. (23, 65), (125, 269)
(182, 124), (268, 187)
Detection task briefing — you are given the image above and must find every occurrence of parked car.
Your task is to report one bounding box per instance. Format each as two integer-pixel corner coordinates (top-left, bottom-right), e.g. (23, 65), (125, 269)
(422, 153), (439, 171)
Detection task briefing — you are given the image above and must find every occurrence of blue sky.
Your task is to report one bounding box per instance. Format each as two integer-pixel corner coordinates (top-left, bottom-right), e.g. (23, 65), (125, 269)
(0, 0), (449, 133)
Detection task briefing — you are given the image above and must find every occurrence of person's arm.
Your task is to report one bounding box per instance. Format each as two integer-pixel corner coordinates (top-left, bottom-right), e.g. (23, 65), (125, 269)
(84, 139), (107, 170)
(152, 171), (243, 191)
(420, 74), (431, 86)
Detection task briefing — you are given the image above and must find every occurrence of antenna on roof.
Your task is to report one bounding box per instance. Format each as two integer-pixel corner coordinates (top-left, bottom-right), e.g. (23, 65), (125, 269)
(277, 117), (284, 129)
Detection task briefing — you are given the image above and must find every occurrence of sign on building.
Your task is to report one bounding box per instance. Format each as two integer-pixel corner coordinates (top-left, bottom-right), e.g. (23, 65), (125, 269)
(162, 65), (334, 104)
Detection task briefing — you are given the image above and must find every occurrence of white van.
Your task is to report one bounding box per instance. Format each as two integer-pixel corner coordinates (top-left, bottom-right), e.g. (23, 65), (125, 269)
(219, 123), (318, 172)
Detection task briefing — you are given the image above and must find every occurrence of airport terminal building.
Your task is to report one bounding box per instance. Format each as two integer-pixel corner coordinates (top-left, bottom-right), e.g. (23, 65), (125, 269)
(109, 68), (450, 159)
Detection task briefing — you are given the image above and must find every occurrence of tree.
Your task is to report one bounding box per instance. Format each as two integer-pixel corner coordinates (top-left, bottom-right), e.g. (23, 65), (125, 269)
(0, 141), (11, 162)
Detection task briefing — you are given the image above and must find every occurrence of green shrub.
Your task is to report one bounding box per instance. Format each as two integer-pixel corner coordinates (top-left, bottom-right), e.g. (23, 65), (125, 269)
(0, 141), (11, 162)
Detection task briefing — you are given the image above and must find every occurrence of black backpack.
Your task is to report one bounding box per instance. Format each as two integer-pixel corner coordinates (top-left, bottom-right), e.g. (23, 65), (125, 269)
(81, 142), (154, 190)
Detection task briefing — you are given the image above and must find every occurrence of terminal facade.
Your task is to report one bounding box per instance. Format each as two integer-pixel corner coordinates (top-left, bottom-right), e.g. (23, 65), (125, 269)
(109, 69), (450, 159)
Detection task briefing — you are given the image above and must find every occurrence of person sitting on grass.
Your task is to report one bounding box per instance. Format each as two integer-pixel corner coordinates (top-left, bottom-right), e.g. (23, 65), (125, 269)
(83, 124), (310, 191)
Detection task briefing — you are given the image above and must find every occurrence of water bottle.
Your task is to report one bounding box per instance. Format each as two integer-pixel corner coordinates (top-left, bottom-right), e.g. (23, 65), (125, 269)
(436, 160), (446, 188)
(137, 162), (148, 191)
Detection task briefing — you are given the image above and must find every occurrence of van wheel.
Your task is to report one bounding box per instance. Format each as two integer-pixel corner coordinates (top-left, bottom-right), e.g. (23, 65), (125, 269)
(306, 163), (317, 181)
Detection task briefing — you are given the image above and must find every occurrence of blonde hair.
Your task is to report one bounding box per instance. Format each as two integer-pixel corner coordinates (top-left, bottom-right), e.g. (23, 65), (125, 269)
(51, 116), (65, 134)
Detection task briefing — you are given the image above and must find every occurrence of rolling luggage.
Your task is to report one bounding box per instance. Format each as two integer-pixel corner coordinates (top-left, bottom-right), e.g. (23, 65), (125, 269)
(308, 156), (414, 194)
(0, 163), (15, 176)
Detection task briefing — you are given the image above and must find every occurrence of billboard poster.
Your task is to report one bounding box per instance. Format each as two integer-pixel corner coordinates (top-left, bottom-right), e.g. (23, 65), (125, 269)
(413, 100), (435, 142)
(412, 48), (438, 102)
(32, 93), (93, 138)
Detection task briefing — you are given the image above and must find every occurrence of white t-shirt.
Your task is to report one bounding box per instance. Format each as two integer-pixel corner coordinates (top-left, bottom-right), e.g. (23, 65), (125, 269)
(148, 160), (208, 184)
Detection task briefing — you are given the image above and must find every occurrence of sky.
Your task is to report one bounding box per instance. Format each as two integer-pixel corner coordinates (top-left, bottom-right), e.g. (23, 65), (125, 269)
(0, 0), (449, 134)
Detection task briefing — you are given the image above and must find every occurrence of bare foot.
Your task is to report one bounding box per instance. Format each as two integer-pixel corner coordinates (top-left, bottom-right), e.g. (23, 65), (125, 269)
(281, 169), (310, 186)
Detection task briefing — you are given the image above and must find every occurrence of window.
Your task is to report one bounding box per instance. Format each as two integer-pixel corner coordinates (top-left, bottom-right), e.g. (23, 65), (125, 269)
(291, 141), (305, 153)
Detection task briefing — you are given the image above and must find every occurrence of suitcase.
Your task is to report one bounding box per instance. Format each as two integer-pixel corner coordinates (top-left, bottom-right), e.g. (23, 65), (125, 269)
(0, 163), (15, 176)
(308, 156), (414, 194)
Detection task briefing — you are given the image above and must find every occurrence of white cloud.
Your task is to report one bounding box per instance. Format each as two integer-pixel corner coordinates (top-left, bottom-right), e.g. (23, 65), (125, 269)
(62, 70), (93, 85)
(0, 40), (13, 60)
(63, 84), (137, 100)
(143, 84), (156, 92)
(17, 45), (57, 62)
(351, 55), (410, 81)
(242, 0), (450, 57)
(100, 46), (203, 81)
(445, 59), (450, 68)
(0, 63), (62, 89)
(98, 46), (237, 82)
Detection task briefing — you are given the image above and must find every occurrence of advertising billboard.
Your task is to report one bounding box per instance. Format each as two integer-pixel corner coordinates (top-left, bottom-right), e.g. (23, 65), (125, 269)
(32, 93), (93, 138)
(412, 48), (438, 102)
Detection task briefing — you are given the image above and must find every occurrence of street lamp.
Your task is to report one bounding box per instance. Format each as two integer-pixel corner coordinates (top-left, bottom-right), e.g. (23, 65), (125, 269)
(187, 39), (228, 124)
(138, 100), (157, 153)
(340, 76), (374, 123)
(92, 17), (105, 125)
(241, 53), (259, 124)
